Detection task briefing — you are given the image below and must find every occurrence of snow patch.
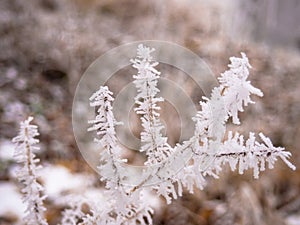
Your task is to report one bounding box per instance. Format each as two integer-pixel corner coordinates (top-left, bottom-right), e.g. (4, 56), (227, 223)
(0, 182), (25, 220)
(41, 165), (94, 199)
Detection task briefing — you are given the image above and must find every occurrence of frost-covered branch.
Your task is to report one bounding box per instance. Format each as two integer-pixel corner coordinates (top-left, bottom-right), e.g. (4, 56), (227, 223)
(85, 45), (295, 224)
(88, 86), (124, 184)
(87, 86), (153, 225)
(130, 49), (295, 203)
(218, 52), (263, 124)
(193, 132), (296, 179)
(12, 117), (48, 225)
(173, 52), (295, 196)
(131, 44), (173, 165)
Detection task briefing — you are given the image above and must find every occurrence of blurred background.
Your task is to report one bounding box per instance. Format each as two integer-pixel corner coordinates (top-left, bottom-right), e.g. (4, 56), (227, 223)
(0, 0), (300, 224)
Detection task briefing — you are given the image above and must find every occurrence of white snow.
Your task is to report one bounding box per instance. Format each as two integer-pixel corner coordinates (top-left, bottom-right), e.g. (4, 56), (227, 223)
(0, 182), (25, 220)
(0, 140), (15, 161)
(41, 165), (94, 199)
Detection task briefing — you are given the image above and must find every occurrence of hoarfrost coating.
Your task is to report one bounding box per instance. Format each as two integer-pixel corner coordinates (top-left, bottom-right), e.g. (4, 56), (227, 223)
(84, 44), (295, 223)
(12, 117), (48, 225)
(12, 44), (295, 225)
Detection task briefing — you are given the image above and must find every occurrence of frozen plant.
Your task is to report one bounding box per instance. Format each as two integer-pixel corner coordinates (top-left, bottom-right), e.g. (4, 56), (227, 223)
(12, 116), (48, 225)
(86, 44), (296, 223)
(11, 45), (296, 225)
(85, 86), (153, 225)
(131, 47), (173, 165)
